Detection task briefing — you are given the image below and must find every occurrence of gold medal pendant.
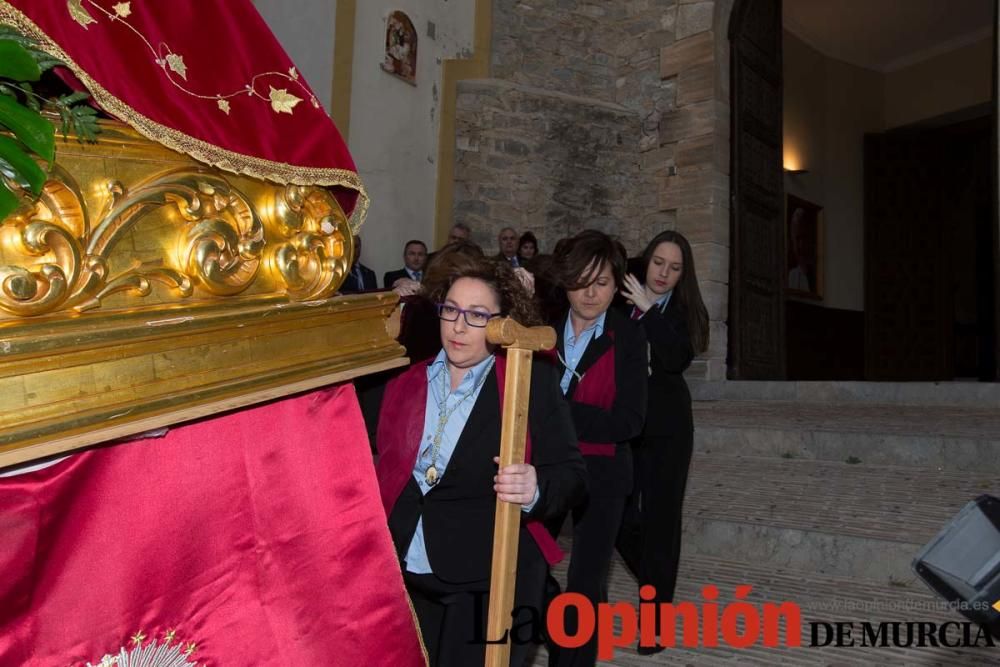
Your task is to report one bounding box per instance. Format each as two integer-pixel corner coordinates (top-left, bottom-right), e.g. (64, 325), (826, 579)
(425, 465), (439, 486)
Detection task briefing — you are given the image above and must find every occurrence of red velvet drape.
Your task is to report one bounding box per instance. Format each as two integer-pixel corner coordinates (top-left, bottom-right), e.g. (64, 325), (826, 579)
(0, 385), (426, 666)
(0, 0), (365, 218)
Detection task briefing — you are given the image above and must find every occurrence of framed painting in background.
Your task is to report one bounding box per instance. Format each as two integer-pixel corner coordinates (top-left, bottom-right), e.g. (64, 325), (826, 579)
(381, 11), (417, 85)
(785, 194), (824, 299)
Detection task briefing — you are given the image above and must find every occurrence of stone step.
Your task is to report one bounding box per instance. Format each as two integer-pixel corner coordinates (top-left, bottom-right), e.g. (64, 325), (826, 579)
(689, 380), (1000, 408)
(680, 453), (1000, 584)
(532, 553), (998, 665)
(692, 400), (1000, 472)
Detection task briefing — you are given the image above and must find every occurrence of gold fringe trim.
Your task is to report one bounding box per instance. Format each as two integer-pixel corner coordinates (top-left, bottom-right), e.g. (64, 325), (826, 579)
(403, 586), (432, 666)
(0, 1), (368, 231)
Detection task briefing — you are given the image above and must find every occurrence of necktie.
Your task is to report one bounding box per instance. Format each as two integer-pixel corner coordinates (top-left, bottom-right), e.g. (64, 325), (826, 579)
(354, 266), (364, 290)
(414, 271), (422, 282)
(631, 307), (642, 321)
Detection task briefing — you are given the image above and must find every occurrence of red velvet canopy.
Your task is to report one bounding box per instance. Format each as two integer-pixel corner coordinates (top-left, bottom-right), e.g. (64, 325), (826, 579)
(0, 0), (366, 222)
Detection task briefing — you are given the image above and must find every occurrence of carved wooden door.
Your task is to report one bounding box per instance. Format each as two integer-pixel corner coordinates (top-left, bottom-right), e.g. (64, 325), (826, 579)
(728, 0), (786, 379)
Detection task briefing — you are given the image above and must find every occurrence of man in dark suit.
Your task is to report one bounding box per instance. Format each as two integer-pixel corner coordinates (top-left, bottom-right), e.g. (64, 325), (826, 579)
(341, 234), (377, 293)
(495, 226), (520, 267)
(383, 239), (428, 288)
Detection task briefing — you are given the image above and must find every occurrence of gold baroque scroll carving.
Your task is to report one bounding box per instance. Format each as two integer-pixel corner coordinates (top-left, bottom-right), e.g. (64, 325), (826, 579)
(0, 168), (352, 317)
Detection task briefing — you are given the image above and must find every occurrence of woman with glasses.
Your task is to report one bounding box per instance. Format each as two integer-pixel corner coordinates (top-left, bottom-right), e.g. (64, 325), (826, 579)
(616, 230), (709, 655)
(372, 252), (586, 667)
(544, 230), (648, 667)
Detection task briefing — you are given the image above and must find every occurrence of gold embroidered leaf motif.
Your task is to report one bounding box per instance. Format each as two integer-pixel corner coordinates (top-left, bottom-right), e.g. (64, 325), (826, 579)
(165, 53), (188, 80)
(288, 67), (298, 80)
(268, 87), (302, 114)
(112, 2), (132, 18)
(217, 99), (231, 114)
(67, 0), (97, 29)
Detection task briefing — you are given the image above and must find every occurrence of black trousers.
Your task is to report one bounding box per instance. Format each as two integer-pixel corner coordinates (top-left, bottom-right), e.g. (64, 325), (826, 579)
(404, 541), (547, 667)
(617, 432), (693, 604)
(546, 494), (627, 667)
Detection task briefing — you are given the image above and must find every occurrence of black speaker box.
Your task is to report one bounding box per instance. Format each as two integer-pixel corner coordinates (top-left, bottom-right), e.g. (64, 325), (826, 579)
(912, 494), (1000, 638)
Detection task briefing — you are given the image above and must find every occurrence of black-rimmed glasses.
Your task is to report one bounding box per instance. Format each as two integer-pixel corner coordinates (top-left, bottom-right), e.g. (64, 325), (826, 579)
(436, 303), (500, 328)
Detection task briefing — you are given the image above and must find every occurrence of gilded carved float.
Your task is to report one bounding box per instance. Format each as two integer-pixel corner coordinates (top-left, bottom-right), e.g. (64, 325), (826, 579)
(0, 119), (405, 467)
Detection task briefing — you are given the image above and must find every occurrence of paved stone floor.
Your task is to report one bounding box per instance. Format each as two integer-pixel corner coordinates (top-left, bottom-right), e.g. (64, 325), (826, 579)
(524, 395), (1000, 666)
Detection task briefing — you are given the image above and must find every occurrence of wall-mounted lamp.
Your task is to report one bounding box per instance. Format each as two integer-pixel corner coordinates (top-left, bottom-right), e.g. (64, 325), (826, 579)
(783, 144), (807, 174)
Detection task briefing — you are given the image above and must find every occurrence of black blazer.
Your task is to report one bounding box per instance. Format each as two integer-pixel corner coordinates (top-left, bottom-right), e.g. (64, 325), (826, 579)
(634, 296), (694, 439)
(341, 263), (377, 293)
(383, 268), (413, 288)
(557, 307), (648, 497)
(383, 360), (586, 584)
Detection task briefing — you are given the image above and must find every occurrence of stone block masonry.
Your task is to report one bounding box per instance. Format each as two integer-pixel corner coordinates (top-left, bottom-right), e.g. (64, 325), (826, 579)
(454, 80), (645, 254)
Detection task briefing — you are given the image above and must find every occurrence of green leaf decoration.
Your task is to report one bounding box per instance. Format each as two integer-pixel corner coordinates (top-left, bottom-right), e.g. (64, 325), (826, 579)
(0, 39), (41, 81)
(0, 135), (46, 194)
(70, 105), (100, 143)
(58, 91), (90, 106)
(0, 94), (55, 163)
(0, 26), (60, 72)
(0, 182), (19, 222)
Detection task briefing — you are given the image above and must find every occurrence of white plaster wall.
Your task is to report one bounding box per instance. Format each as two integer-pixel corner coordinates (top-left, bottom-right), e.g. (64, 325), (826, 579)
(252, 0), (336, 113)
(349, 1), (475, 284)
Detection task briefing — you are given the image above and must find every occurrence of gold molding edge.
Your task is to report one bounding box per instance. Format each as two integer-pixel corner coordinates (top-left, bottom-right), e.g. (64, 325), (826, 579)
(331, 0), (358, 140)
(0, 355), (407, 469)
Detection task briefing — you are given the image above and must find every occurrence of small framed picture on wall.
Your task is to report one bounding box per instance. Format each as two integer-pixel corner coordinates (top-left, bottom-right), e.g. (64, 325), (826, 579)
(381, 11), (417, 85)
(785, 194), (824, 299)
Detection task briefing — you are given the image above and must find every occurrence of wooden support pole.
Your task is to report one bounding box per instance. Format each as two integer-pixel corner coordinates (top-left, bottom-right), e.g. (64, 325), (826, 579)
(484, 318), (556, 667)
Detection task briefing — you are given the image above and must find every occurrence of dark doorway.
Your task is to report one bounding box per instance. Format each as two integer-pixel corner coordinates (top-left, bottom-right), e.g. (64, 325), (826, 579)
(729, 0), (998, 382)
(864, 115), (997, 380)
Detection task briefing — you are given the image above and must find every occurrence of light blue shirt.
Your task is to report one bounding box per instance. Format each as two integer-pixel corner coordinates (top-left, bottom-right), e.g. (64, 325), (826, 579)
(404, 350), (538, 574)
(559, 311), (607, 394)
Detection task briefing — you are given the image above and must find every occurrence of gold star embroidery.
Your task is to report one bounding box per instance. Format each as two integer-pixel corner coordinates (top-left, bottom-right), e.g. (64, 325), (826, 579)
(164, 629), (177, 643)
(130, 630), (146, 646)
(112, 2), (131, 18)
(268, 87), (302, 114)
(217, 99), (231, 114)
(165, 53), (188, 80)
(184, 642), (197, 655)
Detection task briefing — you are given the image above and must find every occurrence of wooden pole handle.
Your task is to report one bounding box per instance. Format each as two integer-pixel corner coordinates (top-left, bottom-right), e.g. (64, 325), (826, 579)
(483, 318), (554, 666)
(487, 317), (556, 351)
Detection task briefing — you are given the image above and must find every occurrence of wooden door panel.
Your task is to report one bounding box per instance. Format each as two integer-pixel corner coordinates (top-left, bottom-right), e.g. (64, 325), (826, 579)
(728, 0), (785, 380)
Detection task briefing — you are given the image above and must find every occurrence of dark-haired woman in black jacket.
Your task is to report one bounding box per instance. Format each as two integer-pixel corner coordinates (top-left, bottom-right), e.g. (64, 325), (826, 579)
(616, 230), (709, 655)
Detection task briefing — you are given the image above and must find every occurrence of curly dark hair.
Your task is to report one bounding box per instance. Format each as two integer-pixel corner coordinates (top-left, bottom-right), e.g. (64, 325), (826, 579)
(423, 252), (541, 326)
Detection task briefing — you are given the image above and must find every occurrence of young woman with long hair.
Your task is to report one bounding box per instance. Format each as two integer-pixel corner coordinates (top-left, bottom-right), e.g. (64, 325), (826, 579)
(616, 230), (709, 654)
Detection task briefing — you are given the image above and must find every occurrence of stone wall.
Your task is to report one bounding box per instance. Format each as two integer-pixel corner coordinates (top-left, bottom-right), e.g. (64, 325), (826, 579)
(455, 0), (733, 379)
(463, 0), (684, 256)
(453, 80), (643, 253)
(656, 0), (734, 380)
(491, 0), (624, 102)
